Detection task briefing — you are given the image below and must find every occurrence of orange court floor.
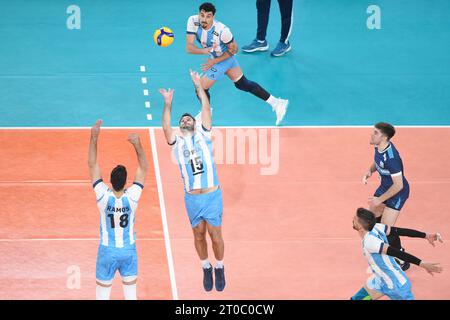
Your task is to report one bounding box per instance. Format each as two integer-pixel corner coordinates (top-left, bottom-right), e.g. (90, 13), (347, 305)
(1, 127), (449, 299)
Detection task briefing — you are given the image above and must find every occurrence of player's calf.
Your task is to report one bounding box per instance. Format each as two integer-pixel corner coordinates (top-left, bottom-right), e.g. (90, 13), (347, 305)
(96, 279), (113, 300)
(122, 276), (138, 300)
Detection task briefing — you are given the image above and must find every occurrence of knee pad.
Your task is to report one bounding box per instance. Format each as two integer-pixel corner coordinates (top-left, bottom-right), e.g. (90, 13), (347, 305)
(234, 75), (255, 92)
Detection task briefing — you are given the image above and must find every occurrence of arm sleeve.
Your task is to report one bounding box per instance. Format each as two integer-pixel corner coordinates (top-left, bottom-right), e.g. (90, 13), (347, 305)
(127, 183), (144, 203)
(390, 227), (426, 238)
(186, 16), (197, 34)
(220, 28), (233, 44)
(364, 236), (385, 254)
(386, 246), (422, 266)
(93, 179), (108, 202)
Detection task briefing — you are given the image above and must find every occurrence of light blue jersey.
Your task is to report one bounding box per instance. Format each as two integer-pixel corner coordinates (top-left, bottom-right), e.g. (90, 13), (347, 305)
(172, 125), (219, 192)
(363, 223), (410, 291)
(93, 179), (143, 249)
(186, 15), (234, 59)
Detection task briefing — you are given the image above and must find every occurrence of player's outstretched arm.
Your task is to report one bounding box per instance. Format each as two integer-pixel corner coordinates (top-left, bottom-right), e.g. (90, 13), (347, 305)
(190, 69), (211, 130)
(386, 226), (444, 247)
(159, 88), (176, 145)
(381, 244), (443, 276)
(88, 119), (102, 183)
(128, 133), (148, 186)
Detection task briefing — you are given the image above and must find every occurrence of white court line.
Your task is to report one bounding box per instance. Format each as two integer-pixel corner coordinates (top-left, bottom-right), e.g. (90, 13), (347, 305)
(149, 127), (178, 300)
(2, 126), (450, 129)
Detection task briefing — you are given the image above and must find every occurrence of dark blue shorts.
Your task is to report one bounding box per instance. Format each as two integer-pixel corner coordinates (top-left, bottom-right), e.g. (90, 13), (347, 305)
(374, 185), (410, 211)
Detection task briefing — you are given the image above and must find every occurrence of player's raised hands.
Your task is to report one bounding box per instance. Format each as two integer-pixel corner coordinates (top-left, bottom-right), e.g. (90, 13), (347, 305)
(127, 133), (140, 146)
(420, 261), (443, 276)
(189, 69), (203, 86)
(91, 119), (102, 139)
(425, 233), (444, 247)
(159, 88), (175, 103)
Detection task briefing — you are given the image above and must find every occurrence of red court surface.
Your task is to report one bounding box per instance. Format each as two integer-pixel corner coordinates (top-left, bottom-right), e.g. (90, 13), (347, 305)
(155, 127), (450, 300)
(1, 127), (449, 299)
(0, 129), (172, 299)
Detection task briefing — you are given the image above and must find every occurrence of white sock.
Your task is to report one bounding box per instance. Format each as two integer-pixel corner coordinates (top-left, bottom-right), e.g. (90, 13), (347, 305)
(215, 260), (224, 269)
(96, 285), (112, 300)
(201, 259), (211, 269)
(123, 283), (137, 300)
(266, 95), (278, 108)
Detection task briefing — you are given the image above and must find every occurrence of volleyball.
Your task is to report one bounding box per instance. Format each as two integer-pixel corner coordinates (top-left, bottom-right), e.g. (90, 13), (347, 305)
(153, 27), (174, 47)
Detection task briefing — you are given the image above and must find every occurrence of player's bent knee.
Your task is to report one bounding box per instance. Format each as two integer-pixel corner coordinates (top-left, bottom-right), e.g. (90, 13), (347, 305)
(208, 230), (223, 243)
(96, 279), (113, 287)
(194, 231), (207, 241)
(234, 75), (255, 92)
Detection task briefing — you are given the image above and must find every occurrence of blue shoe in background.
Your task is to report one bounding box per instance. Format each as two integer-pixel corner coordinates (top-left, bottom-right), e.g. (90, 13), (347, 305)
(271, 41), (291, 57)
(242, 39), (269, 53)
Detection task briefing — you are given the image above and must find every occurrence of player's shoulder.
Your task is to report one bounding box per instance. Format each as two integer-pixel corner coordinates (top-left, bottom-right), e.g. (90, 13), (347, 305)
(216, 20), (230, 31)
(390, 142), (400, 154)
(93, 179), (110, 191)
(188, 14), (199, 24)
(374, 223), (387, 234)
(386, 143), (402, 160)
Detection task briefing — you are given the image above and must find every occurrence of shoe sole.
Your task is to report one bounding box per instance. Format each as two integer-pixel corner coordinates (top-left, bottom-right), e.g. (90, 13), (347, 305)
(242, 45), (269, 53)
(271, 46), (292, 57)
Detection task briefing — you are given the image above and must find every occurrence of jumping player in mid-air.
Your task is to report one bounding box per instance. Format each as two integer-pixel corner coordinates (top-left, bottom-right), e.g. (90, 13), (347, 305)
(160, 70), (226, 292)
(186, 2), (288, 126)
(88, 120), (148, 300)
(363, 122), (411, 270)
(351, 208), (443, 300)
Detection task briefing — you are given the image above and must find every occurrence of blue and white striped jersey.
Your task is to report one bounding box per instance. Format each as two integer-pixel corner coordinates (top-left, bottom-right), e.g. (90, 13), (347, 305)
(363, 223), (409, 289)
(171, 125), (219, 192)
(186, 15), (234, 58)
(93, 179), (143, 249)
